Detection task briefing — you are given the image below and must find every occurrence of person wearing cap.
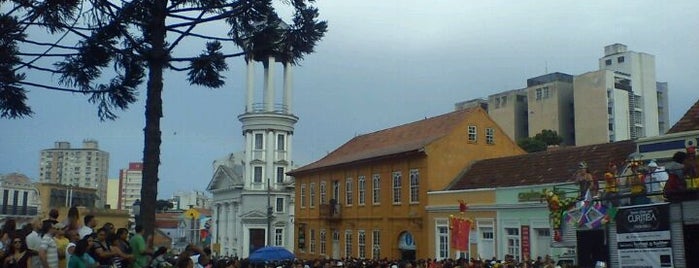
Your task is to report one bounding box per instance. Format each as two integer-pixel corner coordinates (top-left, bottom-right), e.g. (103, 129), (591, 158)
(646, 161), (669, 201)
(38, 220), (60, 268)
(54, 222), (70, 268)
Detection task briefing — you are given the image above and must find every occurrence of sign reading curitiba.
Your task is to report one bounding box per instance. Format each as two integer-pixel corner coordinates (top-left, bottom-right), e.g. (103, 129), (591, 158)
(616, 204), (673, 268)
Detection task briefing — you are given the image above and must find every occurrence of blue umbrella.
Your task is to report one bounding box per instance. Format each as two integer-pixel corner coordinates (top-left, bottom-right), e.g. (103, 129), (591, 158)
(248, 246), (295, 263)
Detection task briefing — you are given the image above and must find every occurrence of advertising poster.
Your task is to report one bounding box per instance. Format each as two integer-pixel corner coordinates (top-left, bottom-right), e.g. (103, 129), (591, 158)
(616, 204), (673, 268)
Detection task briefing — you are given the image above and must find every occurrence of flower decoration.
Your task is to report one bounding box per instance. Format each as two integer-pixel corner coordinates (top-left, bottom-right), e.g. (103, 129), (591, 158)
(543, 188), (577, 241)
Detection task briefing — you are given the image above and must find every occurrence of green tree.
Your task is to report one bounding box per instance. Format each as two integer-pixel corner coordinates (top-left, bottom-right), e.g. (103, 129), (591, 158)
(1, 0), (326, 240)
(517, 129), (564, 153)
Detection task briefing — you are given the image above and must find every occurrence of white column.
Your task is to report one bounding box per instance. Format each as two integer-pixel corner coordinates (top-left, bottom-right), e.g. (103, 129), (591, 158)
(283, 61), (292, 113)
(246, 58), (254, 112)
(264, 56), (275, 112)
(213, 204), (220, 246)
(287, 133), (293, 167)
(224, 203), (230, 250)
(245, 131), (252, 188)
(266, 130), (275, 188)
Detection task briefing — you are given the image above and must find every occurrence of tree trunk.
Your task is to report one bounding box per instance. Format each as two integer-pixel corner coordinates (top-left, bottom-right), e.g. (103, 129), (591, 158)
(141, 0), (168, 245)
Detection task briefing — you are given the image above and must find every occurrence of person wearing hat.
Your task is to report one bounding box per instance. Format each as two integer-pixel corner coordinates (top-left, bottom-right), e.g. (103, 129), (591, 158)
(645, 161), (668, 202)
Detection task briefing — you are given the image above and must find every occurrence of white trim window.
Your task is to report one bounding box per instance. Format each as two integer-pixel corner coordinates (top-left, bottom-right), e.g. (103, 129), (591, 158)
(274, 228), (284, 246)
(409, 169), (419, 203)
(436, 219), (449, 261)
(320, 181), (327, 204)
(319, 229), (327, 256)
(300, 184), (306, 208)
(392, 171), (402, 204)
(485, 128), (495, 145)
(254, 133), (264, 149)
(372, 174), (380, 205)
(345, 178), (353, 206)
(358, 230), (366, 259)
(253, 166), (263, 183)
(309, 183), (316, 208)
(275, 197), (284, 213)
(345, 230), (353, 258)
(372, 229), (381, 259)
(276, 134), (285, 151)
(309, 229), (316, 253)
(276, 166), (285, 183)
(505, 227), (521, 261)
(468, 125), (477, 142)
(358, 176), (366, 205)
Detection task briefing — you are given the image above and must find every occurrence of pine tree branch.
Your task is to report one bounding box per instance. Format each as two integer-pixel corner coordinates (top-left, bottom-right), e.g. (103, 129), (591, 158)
(167, 10), (206, 52)
(167, 1), (244, 14)
(18, 52), (78, 57)
(19, 81), (113, 93)
(20, 62), (61, 73)
(16, 38), (80, 50)
(165, 10), (242, 30)
(169, 51), (245, 62)
(166, 28), (232, 41)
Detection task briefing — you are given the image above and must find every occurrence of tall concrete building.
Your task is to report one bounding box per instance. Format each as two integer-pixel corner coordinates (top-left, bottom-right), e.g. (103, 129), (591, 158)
(486, 89), (529, 142)
(526, 73), (575, 145)
(39, 140), (109, 208)
(207, 55), (297, 257)
(106, 178), (120, 209)
(118, 162), (142, 212)
(573, 44), (668, 146)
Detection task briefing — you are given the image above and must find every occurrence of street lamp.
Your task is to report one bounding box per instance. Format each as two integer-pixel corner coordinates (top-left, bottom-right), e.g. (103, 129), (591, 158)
(133, 199), (141, 227)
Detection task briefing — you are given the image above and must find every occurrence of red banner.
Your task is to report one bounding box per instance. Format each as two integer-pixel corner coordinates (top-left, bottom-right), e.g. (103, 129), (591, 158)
(450, 217), (471, 251)
(521, 226), (530, 260)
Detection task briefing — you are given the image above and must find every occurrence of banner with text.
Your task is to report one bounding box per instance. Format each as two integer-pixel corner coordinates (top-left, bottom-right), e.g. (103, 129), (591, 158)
(616, 203), (673, 268)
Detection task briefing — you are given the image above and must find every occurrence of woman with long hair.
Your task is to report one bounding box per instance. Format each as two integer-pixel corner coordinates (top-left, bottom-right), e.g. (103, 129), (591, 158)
(3, 235), (36, 268)
(88, 228), (117, 267)
(68, 238), (90, 268)
(107, 232), (132, 268)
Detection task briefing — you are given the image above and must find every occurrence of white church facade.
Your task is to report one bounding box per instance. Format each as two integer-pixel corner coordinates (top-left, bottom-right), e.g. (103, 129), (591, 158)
(207, 55), (296, 258)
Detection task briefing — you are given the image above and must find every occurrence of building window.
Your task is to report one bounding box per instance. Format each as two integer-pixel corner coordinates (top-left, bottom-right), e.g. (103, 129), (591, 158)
(409, 169), (419, 203)
(253, 166), (263, 183)
(274, 228), (284, 246)
(467, 125), (477, 142)
(345, 230), (353, 258)
(436, 220), (449, 260)
(300, 184), (306, 208)
(535, 88), (542, 100)
(505, 228), (521, 262)
(320, 230), (327, 255)
(542, 86), (550, 99)
(310, 229), (316, 253)
(372, 229), (381, 259)
(277, 134), (285, 150)
(345, 178), (353, 206)
(276, 167), (285, 184)
(358, 230), (366, 259)
(309, 183), (316, 208)
(254, 133), (264, 150)
(485, 128), (495, 145)
(617, 56), (625, 63)
(275, 197), (284, 213)
(392, 171), (402, 204)
(605, 59), (612, 65)
(333, 180), (340, 200)
(320, 181), (327, 204)
(372, 174), (380, 205)
(358, 176), (366, 205)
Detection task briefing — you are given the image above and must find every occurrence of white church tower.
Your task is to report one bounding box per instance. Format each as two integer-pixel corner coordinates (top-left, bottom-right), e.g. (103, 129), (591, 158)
(207, 54), (297, 258)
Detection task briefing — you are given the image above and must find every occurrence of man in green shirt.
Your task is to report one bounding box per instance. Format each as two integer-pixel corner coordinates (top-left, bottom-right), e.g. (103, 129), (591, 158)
(129, 225), (151, 268)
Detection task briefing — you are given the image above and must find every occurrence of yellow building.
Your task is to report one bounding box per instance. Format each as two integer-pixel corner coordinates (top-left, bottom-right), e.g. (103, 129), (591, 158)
(289, 107), (524, 260)
(35, 183), (130, 229)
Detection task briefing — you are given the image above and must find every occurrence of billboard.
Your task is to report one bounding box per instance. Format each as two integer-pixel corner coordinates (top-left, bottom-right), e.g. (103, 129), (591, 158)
(616, 203), (673, 268)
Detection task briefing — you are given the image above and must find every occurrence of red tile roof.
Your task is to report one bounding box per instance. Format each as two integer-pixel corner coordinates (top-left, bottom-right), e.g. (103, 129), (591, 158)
(289, 108), (483, 174)
(448, 140), (636, 190)
(667, 99), (699, 134)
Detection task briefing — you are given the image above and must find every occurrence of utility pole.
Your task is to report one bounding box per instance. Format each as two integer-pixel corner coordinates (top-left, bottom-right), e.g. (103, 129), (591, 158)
(267, 177), (272, 246)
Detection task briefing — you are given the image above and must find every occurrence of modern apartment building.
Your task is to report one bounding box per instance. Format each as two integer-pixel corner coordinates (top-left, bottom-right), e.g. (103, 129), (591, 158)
(459, 44), (668, 146)
(171, 190), (209, 210)
(118, 162), (142, 212)
(39, 140), (109, 208)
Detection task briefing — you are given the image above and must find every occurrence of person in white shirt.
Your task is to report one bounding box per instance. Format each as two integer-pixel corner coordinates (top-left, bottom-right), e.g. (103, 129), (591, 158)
(38, 220), (59, 268)
(79, 215), (97, 239)
(646, 161), (669, 202)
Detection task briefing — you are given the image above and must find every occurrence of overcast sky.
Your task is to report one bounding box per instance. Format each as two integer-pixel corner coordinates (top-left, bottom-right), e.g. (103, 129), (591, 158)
(2, 1), (698, 199)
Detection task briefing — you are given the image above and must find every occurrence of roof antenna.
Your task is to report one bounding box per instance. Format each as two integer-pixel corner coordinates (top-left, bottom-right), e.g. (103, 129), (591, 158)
(545, 61), (548, 74)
